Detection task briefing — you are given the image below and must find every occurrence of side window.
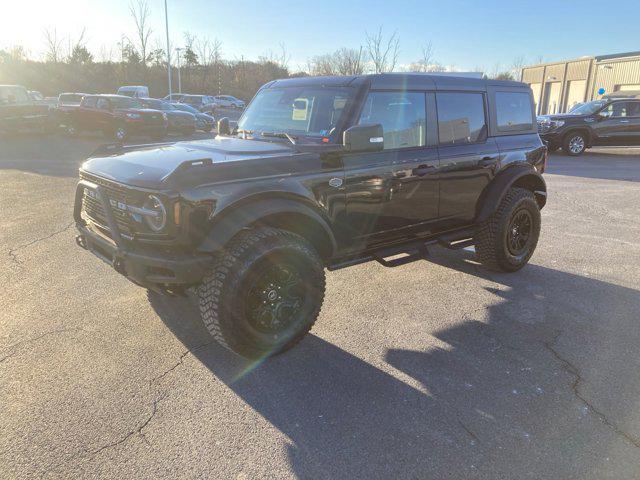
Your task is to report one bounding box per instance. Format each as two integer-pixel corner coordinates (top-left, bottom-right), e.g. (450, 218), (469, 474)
(495, 92), (534, 132)
(436, 92), (487, 145)
(628, 102), (640, 117)
(358, 91), (426, 149)
(83, 97), (97, 108)
(602, 102), (629, 118)
(96, 98), (109, 110)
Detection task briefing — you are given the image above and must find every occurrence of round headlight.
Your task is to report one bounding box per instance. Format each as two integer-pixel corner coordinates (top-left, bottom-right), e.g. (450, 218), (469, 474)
(143, 195), (167, 232)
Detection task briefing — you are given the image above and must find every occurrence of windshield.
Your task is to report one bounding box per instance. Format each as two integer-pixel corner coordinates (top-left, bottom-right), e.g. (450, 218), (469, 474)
(237, 86), (355, 139)
(110, 96), (142, 109)
(568, 100), (607, 115)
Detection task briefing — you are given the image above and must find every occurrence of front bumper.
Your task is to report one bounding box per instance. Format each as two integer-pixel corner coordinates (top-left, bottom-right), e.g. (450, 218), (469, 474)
(74, 180), (210, 292)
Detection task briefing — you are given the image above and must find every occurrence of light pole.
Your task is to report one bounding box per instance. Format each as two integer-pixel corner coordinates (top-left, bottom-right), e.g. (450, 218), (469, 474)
(175, 47), (183, 94)
(164, 0), (172, 97)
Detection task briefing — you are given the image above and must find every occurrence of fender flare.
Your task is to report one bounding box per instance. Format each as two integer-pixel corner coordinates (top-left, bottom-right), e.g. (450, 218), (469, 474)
(476, 164), (547, 223)
(198, 197), (337, 257)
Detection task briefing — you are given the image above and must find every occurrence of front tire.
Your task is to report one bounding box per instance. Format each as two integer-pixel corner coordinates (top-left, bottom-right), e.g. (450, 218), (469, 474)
(475, 187), (541, 272)
(113, 125), (127, 142)
(562, 132), (586, 156)
(198, 228), (326, 359)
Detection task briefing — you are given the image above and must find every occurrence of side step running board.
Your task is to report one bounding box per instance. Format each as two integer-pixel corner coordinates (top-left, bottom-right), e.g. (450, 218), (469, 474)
(327, 228), (477, 271)
(438, 237), (475, 250)
(372, 244), (430, 268)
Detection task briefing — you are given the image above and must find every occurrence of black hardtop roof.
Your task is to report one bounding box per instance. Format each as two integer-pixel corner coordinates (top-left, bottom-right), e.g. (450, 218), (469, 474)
(266, 73), (527, 91)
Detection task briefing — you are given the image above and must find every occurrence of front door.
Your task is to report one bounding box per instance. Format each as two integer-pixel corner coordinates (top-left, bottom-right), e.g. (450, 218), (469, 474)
(436, 91), (499, 228)
(342, 90), (439, 249)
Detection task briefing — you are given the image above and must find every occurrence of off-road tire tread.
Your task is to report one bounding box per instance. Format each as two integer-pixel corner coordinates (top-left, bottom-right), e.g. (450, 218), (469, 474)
(198, 227), (325, 358)
(475, 187), (539, 272)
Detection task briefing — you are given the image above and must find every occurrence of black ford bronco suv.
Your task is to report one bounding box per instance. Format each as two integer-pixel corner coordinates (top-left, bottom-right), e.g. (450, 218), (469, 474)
(74, 74), (547, 358)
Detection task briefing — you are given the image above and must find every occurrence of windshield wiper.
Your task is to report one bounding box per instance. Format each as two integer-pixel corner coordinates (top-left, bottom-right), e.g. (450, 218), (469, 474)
(259, 131), (297, 145)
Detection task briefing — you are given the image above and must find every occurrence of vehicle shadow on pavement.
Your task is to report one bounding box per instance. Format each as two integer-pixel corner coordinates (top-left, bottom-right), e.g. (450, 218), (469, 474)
(148, 248), (640, 479)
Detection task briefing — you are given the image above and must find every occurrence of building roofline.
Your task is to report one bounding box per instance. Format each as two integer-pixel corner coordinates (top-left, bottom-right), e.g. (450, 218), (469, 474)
(523, 51), (640, 70)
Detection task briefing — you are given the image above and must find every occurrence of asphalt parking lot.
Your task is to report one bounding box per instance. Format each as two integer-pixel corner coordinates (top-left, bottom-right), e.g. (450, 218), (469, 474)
(1, 136), (640, 479)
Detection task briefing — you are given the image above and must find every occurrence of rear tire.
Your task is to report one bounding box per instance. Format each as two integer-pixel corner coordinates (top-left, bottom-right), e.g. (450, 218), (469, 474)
(562, 132), (586, 156)
(475, 187), (541, 272)
(198, 227), (326, 359)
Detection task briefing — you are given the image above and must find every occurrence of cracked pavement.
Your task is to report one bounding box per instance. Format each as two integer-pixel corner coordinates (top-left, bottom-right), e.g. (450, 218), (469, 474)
(1, 136), (640, 479)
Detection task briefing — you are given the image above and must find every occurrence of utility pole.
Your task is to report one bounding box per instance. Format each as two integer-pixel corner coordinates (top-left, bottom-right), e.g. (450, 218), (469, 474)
(175, 47), (182, 94)
(164, 0), (172, 97)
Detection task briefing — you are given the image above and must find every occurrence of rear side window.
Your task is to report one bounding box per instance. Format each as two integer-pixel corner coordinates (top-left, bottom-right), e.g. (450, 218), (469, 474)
(495, 92), (534, 132)
(436, 92), (487, 145)
(83, 97), (97, 108)
(358, 91), (426, 150)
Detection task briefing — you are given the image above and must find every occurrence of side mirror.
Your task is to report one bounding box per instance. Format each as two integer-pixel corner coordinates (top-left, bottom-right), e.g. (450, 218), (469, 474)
(217, 117), (230, 135)
(343, 123), (384, 152)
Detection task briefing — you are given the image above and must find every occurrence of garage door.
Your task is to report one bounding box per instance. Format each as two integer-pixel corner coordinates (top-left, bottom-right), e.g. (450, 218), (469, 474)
(529, 83), (542, 114)
(542, 82), (562, 115)
(565, 80), (586, 112)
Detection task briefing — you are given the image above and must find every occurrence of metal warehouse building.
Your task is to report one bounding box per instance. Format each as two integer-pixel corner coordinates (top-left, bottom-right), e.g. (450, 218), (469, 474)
(521, 51), (640, 115)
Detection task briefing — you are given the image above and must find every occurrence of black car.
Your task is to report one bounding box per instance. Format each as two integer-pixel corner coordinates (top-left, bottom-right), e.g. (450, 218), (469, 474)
(0, 85), (51, 134)
(538, 98), (640, 155)
(139, 98), (196, 135)
(171, 102), (215, 132)
(73, 73), (547, 358)
(180, 94), (216, 114)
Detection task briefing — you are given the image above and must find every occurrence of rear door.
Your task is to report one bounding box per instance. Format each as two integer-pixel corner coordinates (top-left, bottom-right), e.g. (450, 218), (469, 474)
(622, 101), (640, 144)
(592, 101), (632, 144)
(436, 91), (499, 228)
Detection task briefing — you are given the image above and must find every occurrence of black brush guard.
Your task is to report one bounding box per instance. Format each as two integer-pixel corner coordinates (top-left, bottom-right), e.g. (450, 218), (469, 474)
(73, 179), (210, 293)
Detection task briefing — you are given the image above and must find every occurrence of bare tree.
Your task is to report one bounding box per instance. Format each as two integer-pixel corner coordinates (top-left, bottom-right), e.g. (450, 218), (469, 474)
(43, 28), (63, 63)
(129, 0), (153, 65)
(407, 41), (447, 72)
(260, 42), (290, 70)
(334, 47), (364, 75)
(510, 55), (526, 80)
(365, 26), (400, 73)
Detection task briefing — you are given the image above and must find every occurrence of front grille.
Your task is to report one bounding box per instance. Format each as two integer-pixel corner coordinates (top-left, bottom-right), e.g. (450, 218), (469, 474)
(80, 172), (140, 237)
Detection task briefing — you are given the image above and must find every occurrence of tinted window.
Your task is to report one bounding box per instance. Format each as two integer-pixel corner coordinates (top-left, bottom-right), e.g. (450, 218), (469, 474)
(96, 98), (109, 110)
(628, 102), (640, 117)
(495, 92), (533, 132)
(436, 92), (486, 145)
(602, 102), (631, 118)
(83, 97), (97, 108)
(358, 91), (426, 149)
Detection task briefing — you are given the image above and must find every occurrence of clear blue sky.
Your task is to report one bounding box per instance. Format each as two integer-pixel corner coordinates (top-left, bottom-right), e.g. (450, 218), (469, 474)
(3, 0), (639, 71)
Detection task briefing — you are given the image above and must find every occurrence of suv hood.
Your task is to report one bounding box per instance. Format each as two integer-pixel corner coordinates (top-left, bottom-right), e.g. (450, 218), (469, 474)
(81, 137), (294, 188)
(537, 113), (586, 121)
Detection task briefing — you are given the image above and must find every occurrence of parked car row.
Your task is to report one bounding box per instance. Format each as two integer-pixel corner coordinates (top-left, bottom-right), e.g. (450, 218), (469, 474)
(162, 93), (245, 111)
(0, 84), (219, 141)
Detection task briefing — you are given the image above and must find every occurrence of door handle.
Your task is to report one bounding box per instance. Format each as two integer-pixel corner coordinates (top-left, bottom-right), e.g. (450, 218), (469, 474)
(412, 165), (435, 176)
(620, 120), (630, 123)
(478, 156), (498, 167)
